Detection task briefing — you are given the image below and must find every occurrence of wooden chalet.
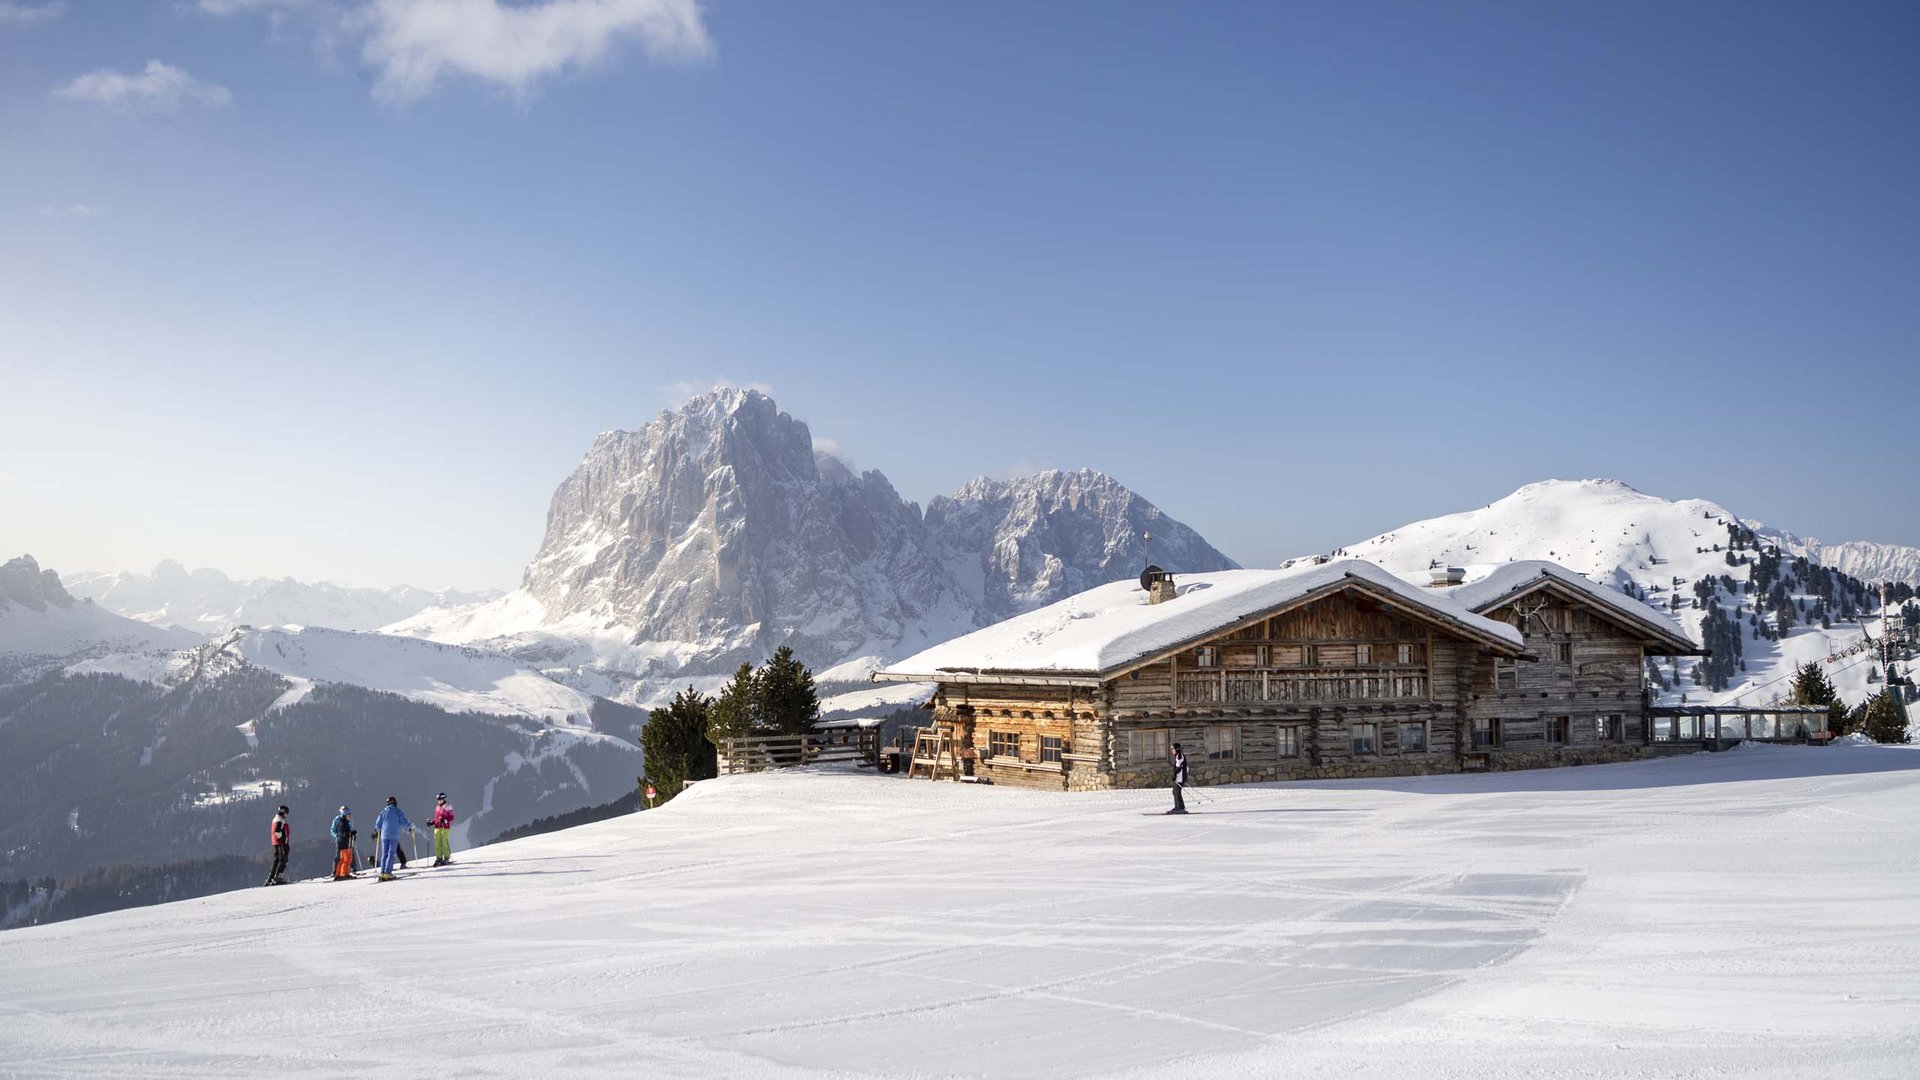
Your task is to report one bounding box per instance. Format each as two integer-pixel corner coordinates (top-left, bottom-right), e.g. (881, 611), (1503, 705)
(873, 558), (1703, 790)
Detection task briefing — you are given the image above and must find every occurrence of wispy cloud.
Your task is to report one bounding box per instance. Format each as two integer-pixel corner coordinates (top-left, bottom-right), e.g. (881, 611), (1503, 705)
(0, 2), (65, 26)
(53, 61), (234, 112)
(351, 0), (711, 105)
(38, 203), (101, 218)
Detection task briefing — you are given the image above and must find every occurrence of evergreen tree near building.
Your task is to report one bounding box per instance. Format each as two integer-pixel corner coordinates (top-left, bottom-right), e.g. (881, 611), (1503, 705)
(1788, 662), (1849, 736)
(708, 662), (762, 747)
(641, 686), (718, 803)
(758, 645), (820, 736)
(1861, 691), (1909, 744)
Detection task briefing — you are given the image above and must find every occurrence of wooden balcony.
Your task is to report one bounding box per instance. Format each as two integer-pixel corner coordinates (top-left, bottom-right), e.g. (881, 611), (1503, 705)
(1174, 668), (1430, 706)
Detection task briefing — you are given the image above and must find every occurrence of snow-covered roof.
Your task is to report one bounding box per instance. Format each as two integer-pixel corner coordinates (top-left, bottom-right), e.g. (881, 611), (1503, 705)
(875, 559), (1527, 683)
(1443, 560), (1700, 654)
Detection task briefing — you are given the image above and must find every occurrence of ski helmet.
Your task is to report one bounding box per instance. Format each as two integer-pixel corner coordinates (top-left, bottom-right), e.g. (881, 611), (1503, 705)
(278, 805), (289, 814)
(436, 792), (447, 802)
(386, 795), (397, 805)
(339, 805), (350, 814)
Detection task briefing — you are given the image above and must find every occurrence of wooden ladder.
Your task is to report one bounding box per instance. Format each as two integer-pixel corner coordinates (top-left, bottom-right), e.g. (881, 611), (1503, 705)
(908, 727), (959, 781)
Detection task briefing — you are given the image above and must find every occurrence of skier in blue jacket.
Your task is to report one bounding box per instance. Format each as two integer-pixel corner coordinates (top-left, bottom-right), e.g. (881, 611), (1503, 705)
(370, 796), (413, 882)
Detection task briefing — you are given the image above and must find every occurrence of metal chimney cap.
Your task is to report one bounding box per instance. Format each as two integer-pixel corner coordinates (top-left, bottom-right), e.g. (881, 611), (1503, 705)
(1428, 566), (1467, 587)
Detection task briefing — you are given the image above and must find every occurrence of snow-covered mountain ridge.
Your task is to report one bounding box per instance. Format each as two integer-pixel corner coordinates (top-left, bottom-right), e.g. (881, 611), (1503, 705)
(63, 560), (500, 636)
(390, 389), (1236, 705)
(1343, 479), (1913, 711)
(0, 556), (199, 685)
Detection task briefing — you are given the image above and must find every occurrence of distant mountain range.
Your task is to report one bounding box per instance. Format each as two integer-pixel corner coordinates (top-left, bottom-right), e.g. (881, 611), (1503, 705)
(62, 561), (499, 636)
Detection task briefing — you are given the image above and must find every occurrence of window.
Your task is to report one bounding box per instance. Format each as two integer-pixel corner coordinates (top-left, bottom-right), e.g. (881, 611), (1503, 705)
(1398, 722), (1428, 752)
(1301, 644), (1319, 668)
(1472, 717), (1502, 749)
(1129, 727), (1170, 765)
(1205, 725), (1237, 760)
(989, 730), (1020, 759)
(1495, 660), (1517, 690)
(1193, 645), (1218, 667)
(1276, 726), (1301, 758)
(1356, 643), (1373, 665)
(1554, 642), (1574, 664)
(1040, 735), (1065, 764)
(1546, 716), (1570, 745)
(1598, 715), (1623, 743)
(1351, 722), (1379, 755)
(1254, 644), (1270, 667)
(1397, 643), (1414, 664)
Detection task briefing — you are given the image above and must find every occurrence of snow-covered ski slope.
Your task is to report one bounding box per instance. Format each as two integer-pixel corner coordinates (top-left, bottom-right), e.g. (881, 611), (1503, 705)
(4, 748), (1917, 1079)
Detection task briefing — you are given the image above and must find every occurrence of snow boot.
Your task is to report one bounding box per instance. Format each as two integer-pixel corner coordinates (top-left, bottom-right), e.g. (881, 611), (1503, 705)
(378, 872), (398, 882)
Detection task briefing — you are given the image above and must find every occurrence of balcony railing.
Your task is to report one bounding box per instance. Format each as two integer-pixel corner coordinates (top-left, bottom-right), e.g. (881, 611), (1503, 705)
(1175, 668), (1429, 705)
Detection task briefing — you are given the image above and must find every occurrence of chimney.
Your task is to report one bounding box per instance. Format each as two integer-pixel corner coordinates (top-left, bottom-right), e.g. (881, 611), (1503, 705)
(1427, 566), (1466, 588)
(1142, 566), (1177, 604)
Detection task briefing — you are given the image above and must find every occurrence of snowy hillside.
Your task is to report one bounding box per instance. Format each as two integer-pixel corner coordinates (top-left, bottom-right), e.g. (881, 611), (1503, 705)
(390, 389), (1232, 706)
(63, 560), (499, 635)
(209, 625), (596, 724)
(4, 749), (1916, 1078)
(1343, 479), (1908, 709)
(0, 621), (642, 886)
(0, 555), (199, 685)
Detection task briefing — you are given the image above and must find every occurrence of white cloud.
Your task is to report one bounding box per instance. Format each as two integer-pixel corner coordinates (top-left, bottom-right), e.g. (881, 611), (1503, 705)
(53, 61), (234, 112)
(0, 2), (65, 26)
(38, 203), (100, 218)
(351, 0), (711, 104)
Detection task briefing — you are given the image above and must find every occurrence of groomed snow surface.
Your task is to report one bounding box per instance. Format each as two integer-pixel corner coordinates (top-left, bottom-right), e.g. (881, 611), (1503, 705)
(3, 748), (1918, 1079)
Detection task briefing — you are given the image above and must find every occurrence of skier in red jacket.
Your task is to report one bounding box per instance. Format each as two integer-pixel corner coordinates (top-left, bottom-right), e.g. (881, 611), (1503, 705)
(265, 806), (291, 886)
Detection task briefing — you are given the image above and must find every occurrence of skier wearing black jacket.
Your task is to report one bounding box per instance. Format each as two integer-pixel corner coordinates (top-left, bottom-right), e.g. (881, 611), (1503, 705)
(1166, 744), (1189, 815)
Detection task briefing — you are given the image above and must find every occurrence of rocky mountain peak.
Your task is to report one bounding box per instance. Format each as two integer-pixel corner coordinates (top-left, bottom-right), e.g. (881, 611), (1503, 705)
(0, 556), (78, 614)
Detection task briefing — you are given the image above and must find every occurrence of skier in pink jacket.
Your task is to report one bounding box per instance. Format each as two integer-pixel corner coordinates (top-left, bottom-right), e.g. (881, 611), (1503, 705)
(430, 793), (455, 866)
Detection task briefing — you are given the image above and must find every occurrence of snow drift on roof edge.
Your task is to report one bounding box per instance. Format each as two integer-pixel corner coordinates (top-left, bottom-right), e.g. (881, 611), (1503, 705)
(879, 559), (1524, 677)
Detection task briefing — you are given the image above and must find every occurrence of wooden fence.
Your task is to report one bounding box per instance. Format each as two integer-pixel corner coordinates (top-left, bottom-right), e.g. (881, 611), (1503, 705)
(718, 729), (882, 775)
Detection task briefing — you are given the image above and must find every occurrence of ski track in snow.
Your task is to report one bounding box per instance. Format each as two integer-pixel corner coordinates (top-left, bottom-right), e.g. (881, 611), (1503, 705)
(2, 748), (1918, 1078)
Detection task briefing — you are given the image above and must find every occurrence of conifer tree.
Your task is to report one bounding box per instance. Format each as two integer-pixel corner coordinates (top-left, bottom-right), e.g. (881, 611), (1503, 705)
(1861, 691), (1909, 744)
(642, 686), (717, 803)
(1788, 662), (1847, 735)
(757, 645), (820, 737)
(708, 662), (761, 746)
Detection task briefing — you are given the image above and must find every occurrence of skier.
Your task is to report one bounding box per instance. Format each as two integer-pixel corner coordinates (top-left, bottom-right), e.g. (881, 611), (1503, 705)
(265, 805), (291, 885)
(1166, 743), (1189, 815)
(430, 792), (455, 866)
(371, 796), (413, 882)
(330, 805), (359, 880)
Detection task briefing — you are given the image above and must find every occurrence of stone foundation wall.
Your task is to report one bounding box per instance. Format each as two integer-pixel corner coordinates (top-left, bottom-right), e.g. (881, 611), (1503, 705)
(1480, 744), (1650, 771)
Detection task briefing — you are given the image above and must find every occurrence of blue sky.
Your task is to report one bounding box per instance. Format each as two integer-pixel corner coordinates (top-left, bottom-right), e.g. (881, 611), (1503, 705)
(2, 1), (1916, 590)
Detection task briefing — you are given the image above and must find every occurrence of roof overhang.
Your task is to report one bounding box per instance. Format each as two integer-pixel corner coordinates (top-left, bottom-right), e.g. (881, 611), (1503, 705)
(871, 669), (1104, 688)
(1105, 572), (1530, 680)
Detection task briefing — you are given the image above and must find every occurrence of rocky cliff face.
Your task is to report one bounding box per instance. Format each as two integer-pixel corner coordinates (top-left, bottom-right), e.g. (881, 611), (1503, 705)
(400, 389), (1235, 701)
(521, 388), (974, 673)
(1, 555), (75, 614)
(926, 469), (1237, 621)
